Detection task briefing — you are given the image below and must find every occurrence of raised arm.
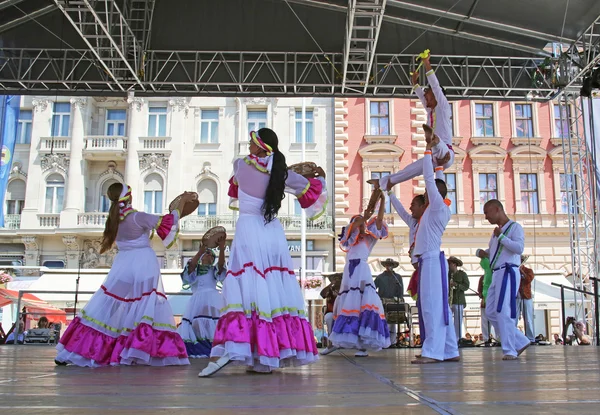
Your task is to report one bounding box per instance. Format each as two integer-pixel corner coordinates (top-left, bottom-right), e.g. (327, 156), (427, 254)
(423, 150), (444, 208)
(389, 191), (414, 227)
(423, 57), (449, 109)
(413, 70), (428, 107)
(375, 191), (385, 230)
(499, 223), (525, 256)
(285, 169), (328, 220)
(216, 236), (226, 276)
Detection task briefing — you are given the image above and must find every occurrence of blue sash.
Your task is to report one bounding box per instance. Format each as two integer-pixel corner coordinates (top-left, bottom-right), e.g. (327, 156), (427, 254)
(494, 263), (519, 318)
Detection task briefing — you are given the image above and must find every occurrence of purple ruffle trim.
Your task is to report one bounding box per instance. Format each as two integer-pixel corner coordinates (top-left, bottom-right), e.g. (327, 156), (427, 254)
(332, 309), (390, 339)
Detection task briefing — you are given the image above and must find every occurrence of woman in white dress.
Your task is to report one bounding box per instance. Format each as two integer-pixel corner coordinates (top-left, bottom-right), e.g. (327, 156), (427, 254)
(177, 239), (226, 358)
(55, 184), (193, 367)
(199, 128), (327, 376)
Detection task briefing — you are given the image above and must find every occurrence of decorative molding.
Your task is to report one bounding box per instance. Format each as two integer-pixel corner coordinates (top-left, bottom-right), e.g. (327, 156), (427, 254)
(69, 97), (87, 109)
(510, 137), (543, 147)
(82, 239), (117, 269)
(470, 136), (503, 146)
(41, 153), (70, 173)
(32, 98), (52, 112)
(244, 97), (268, 105)
(195, 163), (219, 182)
(168, 98), (189, 117)
(99, 161), (124, 181)
(62, 235), (80, 251)
(22, 236), (38, 251)
(139, 153), (169, 174)
(9, 162), (27, 180)
(363, 135), (398, 144)
(127, 97), (145, 111)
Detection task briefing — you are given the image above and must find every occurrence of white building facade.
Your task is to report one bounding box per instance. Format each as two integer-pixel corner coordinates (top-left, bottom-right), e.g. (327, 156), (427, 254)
(0, 96), (336, 324)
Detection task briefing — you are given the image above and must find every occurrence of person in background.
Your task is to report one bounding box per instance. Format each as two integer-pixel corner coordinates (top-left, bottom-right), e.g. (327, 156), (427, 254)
(448, 256), (469, 341)
(375, 258), (404, 345)
(516, 255), (535, 343)
(320, 272), (342, 355)
(476, 248), (495, 344)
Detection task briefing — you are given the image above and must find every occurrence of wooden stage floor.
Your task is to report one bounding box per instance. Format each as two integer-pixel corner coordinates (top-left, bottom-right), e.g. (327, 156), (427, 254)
(1, 345), (599, 414)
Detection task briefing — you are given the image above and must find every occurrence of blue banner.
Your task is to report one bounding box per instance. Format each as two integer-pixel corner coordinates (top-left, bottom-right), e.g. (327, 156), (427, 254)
(0, 96), (20, 228)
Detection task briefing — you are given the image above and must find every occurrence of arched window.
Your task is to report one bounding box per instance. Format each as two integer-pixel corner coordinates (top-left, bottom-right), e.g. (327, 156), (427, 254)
(144, 174), (164, 214)
(6, 179), (26, 215)
(100, 179), (120, 212)
(197, 180), (217, 216)
(45, 174), (65, 214)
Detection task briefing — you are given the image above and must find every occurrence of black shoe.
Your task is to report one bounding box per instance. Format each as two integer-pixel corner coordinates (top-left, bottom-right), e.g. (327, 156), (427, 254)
(54, 359), (67, 366)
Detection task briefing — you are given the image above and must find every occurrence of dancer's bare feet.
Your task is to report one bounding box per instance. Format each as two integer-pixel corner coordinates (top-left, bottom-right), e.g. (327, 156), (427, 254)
(411, 357), (442, 364)
(444, 356), (461, 362)
(502, 355), (518, 361)
(422, 124), (440, 147)
(437, 152), (451, 166)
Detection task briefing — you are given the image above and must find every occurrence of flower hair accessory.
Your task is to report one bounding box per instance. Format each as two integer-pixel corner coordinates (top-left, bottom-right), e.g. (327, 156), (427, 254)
(250, 130), (273, 155)
(118, 184), (134, 221)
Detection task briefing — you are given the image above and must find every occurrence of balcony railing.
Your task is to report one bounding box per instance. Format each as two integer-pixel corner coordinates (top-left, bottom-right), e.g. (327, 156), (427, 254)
(181, 214), (333, 233)
(140, 137), (169, 151)
(3, 214), (21, 230)
(84, 136), (128, 159)
(40, 137), (70, 153)
(38, 214), (60, 228)
(78, 212), (108, 227)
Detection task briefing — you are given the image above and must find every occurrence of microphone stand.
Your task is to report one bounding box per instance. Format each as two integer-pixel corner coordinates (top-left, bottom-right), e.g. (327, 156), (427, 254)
(73, 250), (82, 319)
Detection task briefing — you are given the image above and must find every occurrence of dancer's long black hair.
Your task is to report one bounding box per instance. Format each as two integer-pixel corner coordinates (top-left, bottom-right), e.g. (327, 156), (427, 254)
(258, 128), (288, 223)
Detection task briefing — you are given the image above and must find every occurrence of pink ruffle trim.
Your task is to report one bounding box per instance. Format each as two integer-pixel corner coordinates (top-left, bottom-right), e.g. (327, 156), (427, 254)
(58, 317), (188, 366)
(212, 311), (318, 359)
(228, 176), (239, 198)
(156, 213), (175, 240)
(298, 177), (323, 208)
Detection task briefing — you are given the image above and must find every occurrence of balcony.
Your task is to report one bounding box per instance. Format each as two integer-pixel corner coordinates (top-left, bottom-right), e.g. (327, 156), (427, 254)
(140, 137), (171, 153)
(78, 212), (108, 227)
(2, 214), (21, 230)
(40, 137), (70, 154)
(84, 136), (128, 160)
(38, 214), (60, 228)
(180, 214), (333, 233)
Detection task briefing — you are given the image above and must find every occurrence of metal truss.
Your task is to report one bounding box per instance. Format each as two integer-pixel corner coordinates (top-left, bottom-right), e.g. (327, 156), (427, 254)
(341, 0), (387, 93)
(0, 48), (557, 98)
(559, 92), (599, 343)
(559, 15), (600, 90)
(52, 0), (145, 92)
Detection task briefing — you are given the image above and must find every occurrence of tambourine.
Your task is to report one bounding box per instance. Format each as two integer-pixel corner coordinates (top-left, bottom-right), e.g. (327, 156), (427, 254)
(289, 162), (319, 178)
(202, 226), (227, 248)
(168, 192), (199, 218)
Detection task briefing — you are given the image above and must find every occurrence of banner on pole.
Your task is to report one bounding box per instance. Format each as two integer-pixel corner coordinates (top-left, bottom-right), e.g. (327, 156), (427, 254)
(0, 96), (20, 228)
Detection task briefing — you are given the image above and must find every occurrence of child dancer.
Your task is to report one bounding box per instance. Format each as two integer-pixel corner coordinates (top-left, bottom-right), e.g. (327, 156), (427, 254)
(177, 236), (227, 358)
(56, 184), (194, 367)
(199, 128), (327, 376)
(330, 190), (391, 356)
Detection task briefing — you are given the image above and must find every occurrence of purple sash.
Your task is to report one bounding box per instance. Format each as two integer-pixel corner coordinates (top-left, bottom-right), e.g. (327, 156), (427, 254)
(495, 263), (519, 319)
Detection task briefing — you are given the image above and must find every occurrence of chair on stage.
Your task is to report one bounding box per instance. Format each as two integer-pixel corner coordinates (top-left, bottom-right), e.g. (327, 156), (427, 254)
(382, 299), (412, 347)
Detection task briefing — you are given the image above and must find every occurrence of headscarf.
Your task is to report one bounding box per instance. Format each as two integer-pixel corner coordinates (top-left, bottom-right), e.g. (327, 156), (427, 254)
(118, 184), (134, 221)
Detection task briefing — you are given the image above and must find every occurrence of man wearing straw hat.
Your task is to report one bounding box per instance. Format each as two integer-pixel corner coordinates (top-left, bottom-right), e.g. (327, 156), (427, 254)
(516, 255), (535, 343)
(320, 272), (342, 355)
(375, 258), (404, 345)
(447, 256), (469, 341)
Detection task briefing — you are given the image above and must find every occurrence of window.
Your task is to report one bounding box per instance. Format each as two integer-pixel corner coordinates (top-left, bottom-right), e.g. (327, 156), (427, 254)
(474, 103), (494, 137)
(197, 180), (217, 216)
(520, 173), (539, 214)
(6, 179), (25, 215)
(16, 110), (32, 144)
(100, 179), (120, 212)
(444, 173), (457, 214)
(200, 110), (219, 143)
(106, 109), (126, 136)
(51, 102), (71, 137)
(148, 107), (167, 137)
(247, 110), (267, 135)
(45, 174), (65, 214)
(295, 109), (314, 143)
(144, 174), (163, 214)
(554, 104), (570, 139)
(515, 104), (534, 138)
(369, 101), (389, 135)
(479, 173), (498, 213)
(43, 260), (65, 269)
(370, 172), (391, 213)
(559, 173), (578, 214)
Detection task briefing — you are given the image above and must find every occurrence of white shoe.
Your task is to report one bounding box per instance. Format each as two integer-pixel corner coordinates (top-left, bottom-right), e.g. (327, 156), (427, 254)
(198, 356), (231, 377)
(354, 350), (369, 357)
(320, 346), (339, 356)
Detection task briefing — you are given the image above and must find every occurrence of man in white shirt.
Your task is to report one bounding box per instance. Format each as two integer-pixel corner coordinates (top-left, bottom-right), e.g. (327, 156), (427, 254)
(411, 124), (459, 364)
(371, 53), (454, 191)
(479, 199), (530, 360)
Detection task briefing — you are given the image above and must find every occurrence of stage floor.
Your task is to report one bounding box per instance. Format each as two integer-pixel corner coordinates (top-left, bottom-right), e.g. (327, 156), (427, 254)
(0, 345), (599, 414)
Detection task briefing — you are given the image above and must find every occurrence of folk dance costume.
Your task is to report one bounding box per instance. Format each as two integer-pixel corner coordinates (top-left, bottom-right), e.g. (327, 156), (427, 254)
(177, 251), (226, 358)
(380, 68), (453, 190)
(205, 145), (326, 374)
(56, 185), (189, 367)
(413, 151), (459, 362)
(330, 217), (391, 351)
(485, 221), (530, 357)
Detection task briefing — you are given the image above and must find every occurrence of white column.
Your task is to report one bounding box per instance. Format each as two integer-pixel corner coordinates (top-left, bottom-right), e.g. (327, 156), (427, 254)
(300, 98), (307, 286)
(60, 97), (87, 228)
(167, 98), (188, 199)
(21, 99), (52, 229)
(126, 97), (145, 205)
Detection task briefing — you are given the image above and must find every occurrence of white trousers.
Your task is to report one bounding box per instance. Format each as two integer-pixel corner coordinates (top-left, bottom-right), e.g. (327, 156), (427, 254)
(419, 251), (459, 360)
(324, 312), (334, 337)
(486, 267), (530, 357)
(451, 304), (464, 340)
(380, 143), (454, 189)
(480, 306), (495, 342)
(516, 297), (535, 341)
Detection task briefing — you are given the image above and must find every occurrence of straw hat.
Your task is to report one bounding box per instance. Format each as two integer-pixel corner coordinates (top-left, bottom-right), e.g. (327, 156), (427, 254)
(447, 256), (463, 267)
(322, 272), (343, 283)
(521, 254), (530, 265)
(381, 258), (399, 269)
